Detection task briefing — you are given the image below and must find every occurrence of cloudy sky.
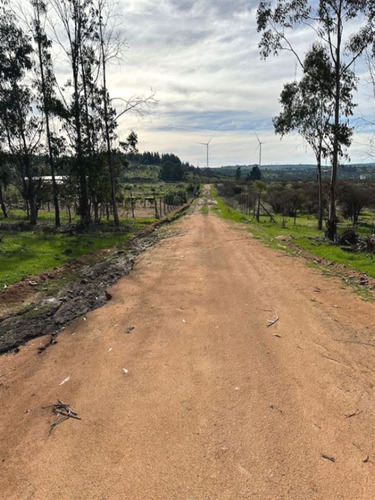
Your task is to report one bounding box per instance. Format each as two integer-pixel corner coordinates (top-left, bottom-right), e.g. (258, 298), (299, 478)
(106, 0), (375, 167)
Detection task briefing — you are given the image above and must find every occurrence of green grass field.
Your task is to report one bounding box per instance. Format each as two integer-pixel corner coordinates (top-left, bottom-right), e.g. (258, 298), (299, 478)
(211, 186), (375, 278)
(0, 216), (155, 287)
(0, 209), (78, 226)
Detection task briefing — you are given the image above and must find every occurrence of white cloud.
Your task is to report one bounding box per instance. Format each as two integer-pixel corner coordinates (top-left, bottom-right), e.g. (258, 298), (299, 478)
(53, 0), (375, 166)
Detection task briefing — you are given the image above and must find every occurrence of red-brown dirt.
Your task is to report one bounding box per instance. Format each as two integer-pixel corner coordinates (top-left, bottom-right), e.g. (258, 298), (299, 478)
(1, 196), (375, 499)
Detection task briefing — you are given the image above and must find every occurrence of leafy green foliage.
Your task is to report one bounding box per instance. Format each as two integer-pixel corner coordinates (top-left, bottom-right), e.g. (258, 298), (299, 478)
(159, 155), (185, 181)
(0, 8), (42, 225)
(274, 44), (356, 163)
(246, 166), (261, 181)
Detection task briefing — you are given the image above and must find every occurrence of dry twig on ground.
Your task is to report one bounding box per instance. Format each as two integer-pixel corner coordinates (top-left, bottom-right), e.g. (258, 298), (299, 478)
(42, 400), (81, 435)
(345, 409), (363, 419)
(267, 315), (279, 328)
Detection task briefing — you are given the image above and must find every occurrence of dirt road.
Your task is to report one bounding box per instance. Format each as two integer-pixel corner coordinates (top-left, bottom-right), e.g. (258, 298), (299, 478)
(1, 193), (375, 499)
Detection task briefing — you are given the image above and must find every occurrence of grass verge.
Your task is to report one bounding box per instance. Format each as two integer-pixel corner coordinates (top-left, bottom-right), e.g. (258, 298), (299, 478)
(0, 218), (155, 288)
(210, 186), (375, 279)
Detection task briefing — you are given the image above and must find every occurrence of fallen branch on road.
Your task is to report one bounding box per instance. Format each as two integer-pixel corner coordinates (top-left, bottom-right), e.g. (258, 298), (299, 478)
(42, 400), (81, 435)
(345, 409), (363, 419)
(267, 315), (279, 328)
(269, 403), (283, 413)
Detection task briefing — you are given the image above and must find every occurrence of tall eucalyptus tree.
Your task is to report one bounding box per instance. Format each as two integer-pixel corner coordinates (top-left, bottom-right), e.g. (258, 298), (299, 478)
(0, 7), (42, 224)
(31, 0), (61, 227)
(257, 0), (375, 239)
(274, 44), (356, 230)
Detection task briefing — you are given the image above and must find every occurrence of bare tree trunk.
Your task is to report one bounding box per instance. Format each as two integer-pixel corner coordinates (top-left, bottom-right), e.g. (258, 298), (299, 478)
(93, 199), (100, 223)
(23, 148), (37, 226)
(79, 50), (95, 221)
(57, 0), (90, 227)
(25, 198), (29, 219)
(154, 198), (159, 219)
(34, 1), (60, 228)
(99, 13), (119, 226)
(73, 70), (90, 227)
(29, 193), (37, 225)
(327, 6), (342, 241)
(317, 157), (323, 231)
(256, 193), (261, 222)
(0, 184), (7, 218)
(131, 194), (135, 219)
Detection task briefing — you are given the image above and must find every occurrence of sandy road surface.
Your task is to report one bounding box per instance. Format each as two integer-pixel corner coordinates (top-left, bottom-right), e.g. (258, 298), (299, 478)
(1, 193), (375, 499)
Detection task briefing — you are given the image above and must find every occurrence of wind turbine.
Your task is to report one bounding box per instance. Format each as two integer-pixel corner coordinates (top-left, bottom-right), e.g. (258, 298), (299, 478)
(255, 133), (264, 167)
(197, 138), (212, 168)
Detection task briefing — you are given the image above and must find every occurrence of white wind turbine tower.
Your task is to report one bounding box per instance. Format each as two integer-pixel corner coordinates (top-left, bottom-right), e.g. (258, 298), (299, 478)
(255, 133), (264, 167)
(198, 138), (212, 168)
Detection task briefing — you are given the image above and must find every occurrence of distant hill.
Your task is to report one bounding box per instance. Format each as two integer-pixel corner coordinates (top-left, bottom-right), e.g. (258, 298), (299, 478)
(216, 162), (375, 171)
(121, 151), (225, 183)
(119, 153), (375, 183)
(212, 163), (375, 181)
(218, 164), (316, 171)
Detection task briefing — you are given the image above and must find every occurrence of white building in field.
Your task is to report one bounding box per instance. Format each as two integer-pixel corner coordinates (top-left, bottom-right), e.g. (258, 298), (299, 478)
(26, 176), (68, 185)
